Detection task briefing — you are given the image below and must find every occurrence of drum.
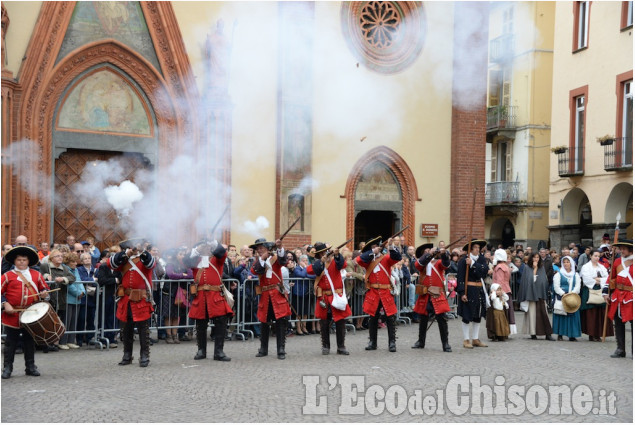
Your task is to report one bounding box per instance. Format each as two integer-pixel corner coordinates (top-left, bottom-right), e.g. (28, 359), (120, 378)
(19, 302), (65, 345)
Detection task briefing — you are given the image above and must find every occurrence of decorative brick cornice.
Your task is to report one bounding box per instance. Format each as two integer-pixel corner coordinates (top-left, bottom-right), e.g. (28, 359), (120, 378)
(343, 146), (419, 249)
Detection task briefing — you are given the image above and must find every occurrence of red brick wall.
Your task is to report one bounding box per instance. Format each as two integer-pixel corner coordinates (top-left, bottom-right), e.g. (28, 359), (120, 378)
(450, 2), (488, 245)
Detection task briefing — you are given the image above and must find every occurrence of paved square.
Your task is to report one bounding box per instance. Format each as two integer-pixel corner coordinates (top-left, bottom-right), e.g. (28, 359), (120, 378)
(1, 316), (632, 422)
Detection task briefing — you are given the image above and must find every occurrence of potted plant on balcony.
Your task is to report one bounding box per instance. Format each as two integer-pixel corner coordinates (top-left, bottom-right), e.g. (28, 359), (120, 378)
(551, 145), (567, 154)
(496, 104), (508, 127)
(597, 134), (615, 146)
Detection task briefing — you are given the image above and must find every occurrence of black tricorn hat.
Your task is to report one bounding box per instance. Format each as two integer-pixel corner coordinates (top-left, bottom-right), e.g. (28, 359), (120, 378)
(313, 242), (329, 255)
(415, 243), (434, 259)
(118, 237), (147, 250)
(249, 238), (275, 250)
(5, 246), (39, 267)
(462, 239), (487, 252)
(361, 236), (382, 253)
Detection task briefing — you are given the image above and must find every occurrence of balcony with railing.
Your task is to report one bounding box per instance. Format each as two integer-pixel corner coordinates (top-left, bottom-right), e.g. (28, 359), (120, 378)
(487, 105), (517, 130)
(485, 181), (520, 205)
(555, 146), (585, 177)
(603, 137), (633, 171)
(490, 33), (514, 63)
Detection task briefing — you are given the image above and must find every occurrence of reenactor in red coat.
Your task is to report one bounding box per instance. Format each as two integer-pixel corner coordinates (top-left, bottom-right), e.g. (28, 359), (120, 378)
(1, 247), (49, 379)
(250, 238), (291, 359)
(355, 237), (401, 352)
(603, 239), (633, 358)
(411, 244), (452, 352)
(108, 239), (155, 367)
(186, 240), (233, 361)
(307, 242), (352, 355)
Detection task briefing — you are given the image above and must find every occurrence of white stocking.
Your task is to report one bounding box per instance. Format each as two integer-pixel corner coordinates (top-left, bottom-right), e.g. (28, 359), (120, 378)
(471, 322), (481, 340)
(462, 322), (471, 340)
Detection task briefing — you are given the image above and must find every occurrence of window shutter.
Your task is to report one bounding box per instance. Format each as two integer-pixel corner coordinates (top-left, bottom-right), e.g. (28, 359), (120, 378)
(491, 142), (498, 181)
(505, 142), (513, 182)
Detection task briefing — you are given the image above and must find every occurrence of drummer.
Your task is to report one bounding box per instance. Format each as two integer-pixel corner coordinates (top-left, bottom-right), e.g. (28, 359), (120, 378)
(1, 246), (50, 379)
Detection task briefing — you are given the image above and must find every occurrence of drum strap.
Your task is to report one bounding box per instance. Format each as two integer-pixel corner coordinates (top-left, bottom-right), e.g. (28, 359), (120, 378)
(13, 270), (38, 303)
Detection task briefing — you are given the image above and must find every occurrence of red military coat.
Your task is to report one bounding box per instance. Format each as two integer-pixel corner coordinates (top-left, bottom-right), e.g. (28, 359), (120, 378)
(308, 258), (352, 322)
(251, 254), (291, 323)
(608, 264), (633, 323)
(109, 256), (155, 323)
(188, 253), (233, 320)
(413, 258), (451, 315)
(356, 252), (399, 317)
(1, 269), (50, 329)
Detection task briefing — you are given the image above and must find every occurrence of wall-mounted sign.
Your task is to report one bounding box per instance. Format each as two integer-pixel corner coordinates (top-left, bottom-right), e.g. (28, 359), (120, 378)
(421, 224), (438, 237)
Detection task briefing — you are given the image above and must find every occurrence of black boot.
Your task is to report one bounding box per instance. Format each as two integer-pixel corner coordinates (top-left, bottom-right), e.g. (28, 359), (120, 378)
(23, 338), (39, 376)
(256, 323), (269, 357)
(386, 315), (397, 352)
(365, 315), (378, 350)
(320, 319), (330, 355)
(611, 319), (627, 358)
(437, 315), (452, 352)
(118, 321), (134, 366)
(2, 337), (16, 379)
(276, 318), (287, 359)
(213, 316), (231, 361)
(138, 321), (150, 368)
(412, 315), (428, 349)
(335, 320), (349, 355)
(194, 320), (207, 360)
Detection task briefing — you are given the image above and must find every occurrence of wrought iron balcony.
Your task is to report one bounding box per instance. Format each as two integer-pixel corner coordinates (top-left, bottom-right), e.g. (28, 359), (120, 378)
(603, 137), (633, 171)
(485, 181), (520, 205)
(490, 33), (514, 63)
(555, 146), (585, 177)
(487, 105), (517, 130)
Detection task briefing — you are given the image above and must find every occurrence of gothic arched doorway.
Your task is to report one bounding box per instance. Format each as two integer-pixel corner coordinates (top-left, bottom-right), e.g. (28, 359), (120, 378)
(344, 146), (419, 249)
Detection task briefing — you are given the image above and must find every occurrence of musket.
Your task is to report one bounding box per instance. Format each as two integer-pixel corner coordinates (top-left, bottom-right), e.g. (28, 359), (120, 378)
(279, 215), (302, 242)
(431, 235), (466, 259)
(602, 212), (621, 342)
(379, 225), (411, 248)
(324, 237), (355, 257)
(462, 166), (479, 304)
(209, 205), (230, 239)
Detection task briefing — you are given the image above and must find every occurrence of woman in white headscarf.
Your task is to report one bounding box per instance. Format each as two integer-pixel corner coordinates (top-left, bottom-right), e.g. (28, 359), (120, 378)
(491, 248), (516, 335)
(552, 256), (582, 341)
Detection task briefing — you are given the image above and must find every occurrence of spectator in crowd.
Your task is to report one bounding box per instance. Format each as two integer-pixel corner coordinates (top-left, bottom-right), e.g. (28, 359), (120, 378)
(552, 256), (582, 341)
(148, 245), (168, 341)
(492, 249), (516, 335)
(576, 246), (592, 272)
(307, 245), (316, 265)
(163, 248), (192, 344)
(580, 250), (613, 341)
(14, 235), (28, 247)
(2, 244), (13, 274)
(82, 238), (100, 267)
(65, 235), (76, 250)
(40, 249), (76, 349)
(233, 249), (259, 337)
(518, 253), (554, 341)
(37, 242), (50, 261)
(288, 252), (312, 335)
(483, 250), (494, 288)
(402, 256), (414, 311)
(77, 252), (98, 346)
(448, 252), (460, 275)
(64, 252), (85, 349)
(405, 246), (418, 278)
(95, 248), (120, 347)
(570, 246), (579, 260)
(344, 250), (366, 330)
(598, 245), (611, 270)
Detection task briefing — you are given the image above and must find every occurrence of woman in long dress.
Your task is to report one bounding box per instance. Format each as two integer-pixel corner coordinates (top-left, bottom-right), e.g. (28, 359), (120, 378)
(492, 249), (516, 335)
(579, 250), (613, 341)
(553, 256), (582, 341)
(517, 253), (554, 341)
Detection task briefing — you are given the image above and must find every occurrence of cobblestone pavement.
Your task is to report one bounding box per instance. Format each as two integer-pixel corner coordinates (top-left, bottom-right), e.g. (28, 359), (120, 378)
(1, 315), (632, 423)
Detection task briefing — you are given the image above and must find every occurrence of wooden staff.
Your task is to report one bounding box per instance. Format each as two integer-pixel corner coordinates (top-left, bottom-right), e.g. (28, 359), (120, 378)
(462, 167), (479, 304)
(602, 213), (621, 342)
(25, 287), (61, 298)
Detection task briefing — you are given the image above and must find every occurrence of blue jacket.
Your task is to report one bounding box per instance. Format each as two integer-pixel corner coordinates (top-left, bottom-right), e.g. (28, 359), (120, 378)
(290, 266), (315, 296)
(67, 268), (86, 305)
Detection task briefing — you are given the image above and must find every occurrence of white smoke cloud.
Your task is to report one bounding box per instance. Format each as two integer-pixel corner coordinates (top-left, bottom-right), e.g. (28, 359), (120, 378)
(241, 216), (270, 238)
(104, 180), (144, 218)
